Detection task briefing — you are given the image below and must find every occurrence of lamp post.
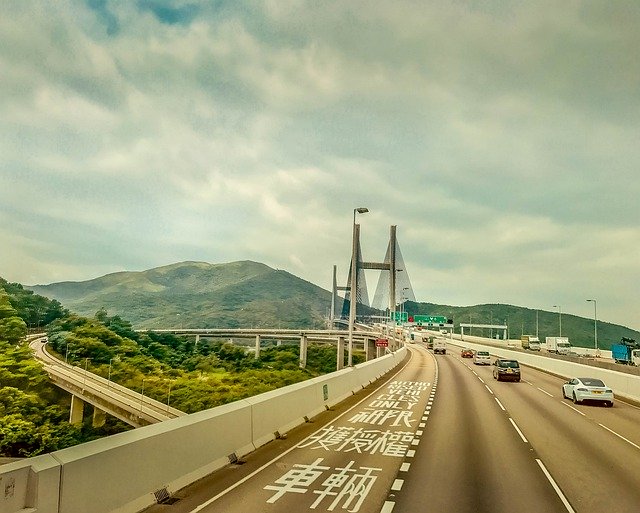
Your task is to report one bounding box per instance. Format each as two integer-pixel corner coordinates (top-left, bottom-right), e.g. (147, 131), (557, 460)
(348, 207), (369, 366)
(586, 299), (598, 352)
(140, 379), (145, 412)
(108, 358), (113, 387)
(553, 305), (562, 336)
(82, 358), (90, 392)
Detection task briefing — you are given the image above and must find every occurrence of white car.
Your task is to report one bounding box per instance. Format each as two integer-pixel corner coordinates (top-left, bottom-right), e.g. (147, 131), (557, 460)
(473, 350), (491, 365)
(562, 377), (614, 407)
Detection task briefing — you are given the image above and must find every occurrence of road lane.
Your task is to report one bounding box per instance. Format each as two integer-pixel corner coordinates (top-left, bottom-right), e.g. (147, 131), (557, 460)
(391, 347), (569, 513)
(144, 345), (436, 513)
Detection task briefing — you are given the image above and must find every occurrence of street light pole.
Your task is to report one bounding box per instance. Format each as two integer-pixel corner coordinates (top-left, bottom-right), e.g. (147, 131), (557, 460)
(553, 305), (562, 336)
(587, 299), (598, 351)
(140, 379), (145, 412)
(108, 358), (113, 387)
(348, 207), (369, 367)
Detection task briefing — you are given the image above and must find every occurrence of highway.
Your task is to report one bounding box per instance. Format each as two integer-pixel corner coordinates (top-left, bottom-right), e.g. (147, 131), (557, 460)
(141, 339), (640, 513)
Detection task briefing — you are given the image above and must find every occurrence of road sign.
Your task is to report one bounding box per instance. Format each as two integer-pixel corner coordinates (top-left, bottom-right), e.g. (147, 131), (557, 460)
(414, 315), (447, 324)
(375, 338), (389, 347)
(392, 312), (408, 322)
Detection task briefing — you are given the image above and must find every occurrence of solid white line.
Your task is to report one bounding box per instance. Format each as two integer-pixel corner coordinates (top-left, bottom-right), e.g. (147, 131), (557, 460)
(381, 501), (395, 513)
(485, 385), (493, 395)
(391, 479), (404, 491)
(495, 397), (506, 411)
(188, 344), (419, 513)
(561, 402), (586, 416)
(599, 423), (640, 450)
(400, 462), (411, 472)
(536, 459), (576, 513)
(537, 387), (554, 397)
(509, 418), (528, 443)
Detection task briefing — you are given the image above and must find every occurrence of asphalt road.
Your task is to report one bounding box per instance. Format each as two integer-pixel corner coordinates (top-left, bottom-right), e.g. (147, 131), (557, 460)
(143, 342), (640, 513)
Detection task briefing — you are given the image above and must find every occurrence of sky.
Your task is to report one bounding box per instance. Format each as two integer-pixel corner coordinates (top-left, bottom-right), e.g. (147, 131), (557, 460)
(1, 1), (639, 330)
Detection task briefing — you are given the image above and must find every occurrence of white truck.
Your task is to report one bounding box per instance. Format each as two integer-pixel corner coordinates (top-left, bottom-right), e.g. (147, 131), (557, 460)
(433, 339), (447, 355)
(521, 335), (541, 351)
(545, 337), (571, 355)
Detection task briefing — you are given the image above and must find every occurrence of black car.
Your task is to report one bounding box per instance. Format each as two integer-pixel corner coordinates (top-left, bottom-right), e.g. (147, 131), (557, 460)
(493, 359), (521, 382)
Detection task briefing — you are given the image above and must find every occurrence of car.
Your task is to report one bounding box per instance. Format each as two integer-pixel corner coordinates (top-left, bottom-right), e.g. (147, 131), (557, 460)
(492, 359), (521, 381)
(473, 350), (491, 365)
(562, 377), (614, 407)
(461, 348), (474, 358)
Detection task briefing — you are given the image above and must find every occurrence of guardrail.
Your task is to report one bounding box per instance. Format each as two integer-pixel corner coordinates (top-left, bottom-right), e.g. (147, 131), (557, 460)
(0, 347), (407, 513)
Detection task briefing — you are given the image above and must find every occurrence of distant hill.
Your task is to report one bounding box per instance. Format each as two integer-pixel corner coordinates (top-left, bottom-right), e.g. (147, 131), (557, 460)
(26, 260), (640, 349)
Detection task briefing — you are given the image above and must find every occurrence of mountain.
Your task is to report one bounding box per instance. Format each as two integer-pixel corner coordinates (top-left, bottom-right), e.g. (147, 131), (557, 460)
(27, 260), (640, 349)
(28, 261), (341, 329)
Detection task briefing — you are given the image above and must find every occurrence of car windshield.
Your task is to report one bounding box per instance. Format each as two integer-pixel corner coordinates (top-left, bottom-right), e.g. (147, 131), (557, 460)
(477, 351), (489, 356)
(500, 360), (519, 368)
(580, 378), (605, 387)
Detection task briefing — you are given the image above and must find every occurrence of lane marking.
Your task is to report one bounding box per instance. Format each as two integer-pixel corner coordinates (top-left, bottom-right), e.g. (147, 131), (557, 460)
(391, 479), (404, 491)
(419, 422), (425, 428)
(472, 370), (478, 376)
(381, 501), (395, 513)
(561, 402), (585, 416)
(416, 430), (423, 436)
(509, 418), (529, 443)
(406, 449), (416, 457)
(400, 462), (411, 472)
(477, 377), (485, 384)
(599, 423), (640, 450)
(536, 459), (576, 513)
(495, 398), (506, 411)
(485, 385), (493, 395)
(411, 439), (420, 446)
(188, 343), (423, 512)
(537, 387), (553, 397)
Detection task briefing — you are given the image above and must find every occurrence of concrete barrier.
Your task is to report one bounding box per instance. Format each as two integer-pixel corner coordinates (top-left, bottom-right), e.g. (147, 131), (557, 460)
(0, 348), (406, 513)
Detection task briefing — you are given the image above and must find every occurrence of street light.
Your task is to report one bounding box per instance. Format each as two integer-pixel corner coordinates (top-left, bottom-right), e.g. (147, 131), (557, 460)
(108, 358), (113, 387)
(348, 207), (369, 366)
(140, 379), (146, 412)
(587, 299), (598, 351)
(82, 357), (90, 392)
(552, 305), (562, 336)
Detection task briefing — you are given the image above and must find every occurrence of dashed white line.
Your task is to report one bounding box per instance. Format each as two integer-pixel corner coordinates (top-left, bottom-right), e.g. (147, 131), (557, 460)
(561, 402), (585, 416)
(536, 459), (576, 513)
(509, 418), (528, 443)
(478, 377), (485, 384)
(485, 385), (493, 395)
(416, 430), (423, 436)
(400, 462), (411, 472)
(406, 449), (416, 458)
(381, 501), (395, 513)
(419, 422), (425, 428)
(411, 438), (420, 446)
(391, 479), (404, 491)
(495, 398), (506, 411)
(599, 423), (640, 450)
(537, 387), (553, 397)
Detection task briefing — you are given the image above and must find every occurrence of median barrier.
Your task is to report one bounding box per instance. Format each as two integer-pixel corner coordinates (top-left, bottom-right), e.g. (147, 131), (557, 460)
(0, 347), (407, 513)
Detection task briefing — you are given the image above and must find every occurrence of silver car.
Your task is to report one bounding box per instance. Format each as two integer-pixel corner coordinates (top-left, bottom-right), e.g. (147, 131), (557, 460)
(562, 377), (614, 407)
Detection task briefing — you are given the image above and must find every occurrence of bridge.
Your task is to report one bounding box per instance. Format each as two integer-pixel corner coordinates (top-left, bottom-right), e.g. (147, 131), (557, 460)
(5, 329), (640, 513)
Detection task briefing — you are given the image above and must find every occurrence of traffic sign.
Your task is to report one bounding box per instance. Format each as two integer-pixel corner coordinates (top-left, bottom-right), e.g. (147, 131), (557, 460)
(414, 315), (447, 324)
(392, 312), (408, 322)
(375, 338), (389, 347)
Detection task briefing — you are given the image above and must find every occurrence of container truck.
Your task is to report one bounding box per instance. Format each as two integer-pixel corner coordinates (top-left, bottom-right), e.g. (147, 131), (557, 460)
(611, 338), (640, 366)
(521, 335), (541, 351)
(433, 339), (447, 355)
(545, 337), (571, 355)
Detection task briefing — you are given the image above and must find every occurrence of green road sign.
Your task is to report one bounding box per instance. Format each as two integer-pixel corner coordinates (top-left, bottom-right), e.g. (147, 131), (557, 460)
(392, 312), (408, 322)
(414, 315), (447, 324)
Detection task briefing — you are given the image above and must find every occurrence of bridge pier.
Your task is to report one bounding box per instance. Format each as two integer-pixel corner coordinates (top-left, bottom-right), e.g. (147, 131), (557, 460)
(255, 335), (261, 359)
(69, 395), (85, 425)
(336, 336), (345, 370)
(195, 334), (200, 349)
(92, 407), (106, 428)
(299, 335), (308, 369)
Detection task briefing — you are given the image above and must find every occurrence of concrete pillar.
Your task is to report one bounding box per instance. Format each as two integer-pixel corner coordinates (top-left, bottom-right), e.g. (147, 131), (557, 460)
(195, 334), (200, 349)
(503, 329), (507, 340)
(92, 407), (106, 428)
(255, 335), (261, 359)
(299, 335), (308, 369)
(69, 395), (85, 425)
(336, 336), (345, 370)
(365, 338), (374, 361)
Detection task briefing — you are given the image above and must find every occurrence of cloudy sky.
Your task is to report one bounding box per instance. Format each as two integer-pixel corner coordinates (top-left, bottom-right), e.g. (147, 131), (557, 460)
(2, 1), (639, 330)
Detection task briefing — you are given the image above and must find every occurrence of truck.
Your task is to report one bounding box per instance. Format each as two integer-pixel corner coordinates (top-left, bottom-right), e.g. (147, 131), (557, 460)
(545, 337), (571, 355)
(521, 335), (541, 351)
(611, 338), (640, 366)
(433, 339), (447, 355)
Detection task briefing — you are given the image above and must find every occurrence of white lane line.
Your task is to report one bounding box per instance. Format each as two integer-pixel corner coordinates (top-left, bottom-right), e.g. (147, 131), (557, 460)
(416, 430), (423, 436)
(381, 501), (395, 513)
(406, 449), (416, 457)
(561, 402), (586, 416)
(400, 462), (411, 472)
(419, 422), (425, 428)
(472, 371), (478, 376)
(495, 397), (506, 411)
(599, 423), (640, 450)
(411, 439), (420, 446)
(478, 377), (485, 384)
(391, 479), (404, 491)
(536, 459), (576, 513)
(485, 385), (493, 395)
(537, 387), (554, 397)
(509, 418), (529, 443)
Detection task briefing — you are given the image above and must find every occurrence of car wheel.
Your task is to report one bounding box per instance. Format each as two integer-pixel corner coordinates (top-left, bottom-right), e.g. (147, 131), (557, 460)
(572, 392), (580, 404)
(562, 388), (566, 399)
(496, 375), (501, 382)
(606, 401), (613, 408)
